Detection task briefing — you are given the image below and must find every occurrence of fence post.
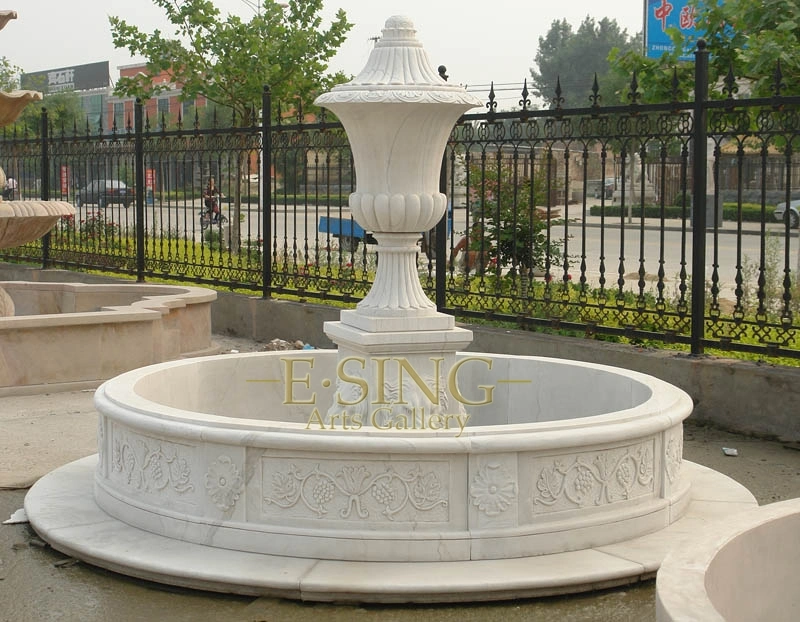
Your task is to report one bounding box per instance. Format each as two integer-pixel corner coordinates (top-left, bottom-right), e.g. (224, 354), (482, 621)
(436, 153), (447, 310)
(134, 99), (145, 282)
(435, 65), (449, 311)
(262, 86), (272, 298)
(40, 107), (51, 268)
(691, 40), (709, 355)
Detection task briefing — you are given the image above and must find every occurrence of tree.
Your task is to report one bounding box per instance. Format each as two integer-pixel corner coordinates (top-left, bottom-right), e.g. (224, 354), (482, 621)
(530, 16), (642, 107)
(467, 155), (563, 285)
(109, 0), (352, 123)
(109, 0), (352, 251)
(692, 0), (800, 96)
(0, 56), (18, 92)
(612, 0), (800, 101)
(13, 91), (86, 135)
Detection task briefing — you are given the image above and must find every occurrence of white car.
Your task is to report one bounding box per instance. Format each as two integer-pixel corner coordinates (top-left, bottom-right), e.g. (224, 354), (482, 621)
(774, 199), (800, 228)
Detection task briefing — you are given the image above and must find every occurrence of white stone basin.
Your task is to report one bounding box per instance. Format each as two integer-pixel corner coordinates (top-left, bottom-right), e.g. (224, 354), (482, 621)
(656, 497), (800, 621)
(93, 351), (692, 562)
(0, 199), (74, 247)
(0, 282), (217, 393)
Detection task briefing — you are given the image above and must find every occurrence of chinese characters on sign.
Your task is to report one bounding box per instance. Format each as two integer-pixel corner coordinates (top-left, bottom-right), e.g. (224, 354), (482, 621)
(47, 69), (76, 92)
(20, 61), (110, 94)
(654, 0), (673, 30)
(646, 0), (698, 61)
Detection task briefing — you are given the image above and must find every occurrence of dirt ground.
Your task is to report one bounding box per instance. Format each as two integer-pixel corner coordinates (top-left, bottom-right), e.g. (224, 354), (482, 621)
(2, 334), (800, 622)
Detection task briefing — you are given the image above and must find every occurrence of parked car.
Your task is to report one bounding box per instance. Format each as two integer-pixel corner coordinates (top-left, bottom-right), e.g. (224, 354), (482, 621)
(75, 180), (133, 208)
(588, 177), (617, 200)
(773, 199), (800, 228)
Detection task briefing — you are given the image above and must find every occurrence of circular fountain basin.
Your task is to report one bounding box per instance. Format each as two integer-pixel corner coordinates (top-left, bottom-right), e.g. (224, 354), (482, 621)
(656, 497), (800, 621)
(25, 349), (759, 601)
(90, 350), (692, 562)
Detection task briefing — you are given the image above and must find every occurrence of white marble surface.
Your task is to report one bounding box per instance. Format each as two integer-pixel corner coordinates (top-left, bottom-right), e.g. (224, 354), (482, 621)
(0, 200), (74, 248)
(0, 282), (217, 392)
(26, 456), (757, 602)
(314, 16), (480, 343)
(80, 350), (697, 566)
(656, 497), (800, 621)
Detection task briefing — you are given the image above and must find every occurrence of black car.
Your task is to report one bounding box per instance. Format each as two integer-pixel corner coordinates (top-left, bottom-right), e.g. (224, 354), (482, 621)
(75, 180), (133, 208)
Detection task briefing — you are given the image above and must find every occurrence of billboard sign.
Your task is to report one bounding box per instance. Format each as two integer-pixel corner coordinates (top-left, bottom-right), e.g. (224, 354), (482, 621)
(645, 0), (699, 61)
(21, 61), (110, 94)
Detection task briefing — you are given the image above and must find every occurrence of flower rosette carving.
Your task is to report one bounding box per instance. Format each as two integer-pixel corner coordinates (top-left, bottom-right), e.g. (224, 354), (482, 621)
(205, 456), (245, 512)
(263, 462), (447, 521)
(469, 463), (517, 517)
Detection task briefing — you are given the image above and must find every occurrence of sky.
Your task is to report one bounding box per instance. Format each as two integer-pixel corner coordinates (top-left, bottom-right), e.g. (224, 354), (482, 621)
(2, 0), (646, 109)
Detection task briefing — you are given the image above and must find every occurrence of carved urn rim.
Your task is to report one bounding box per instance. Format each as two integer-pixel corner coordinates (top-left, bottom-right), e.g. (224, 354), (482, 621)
(315, 15), (482, 108)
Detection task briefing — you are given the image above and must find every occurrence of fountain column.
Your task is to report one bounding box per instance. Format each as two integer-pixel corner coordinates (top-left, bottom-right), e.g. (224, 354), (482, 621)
(0, 10), (75, 316)
(315, 16), (482, 426)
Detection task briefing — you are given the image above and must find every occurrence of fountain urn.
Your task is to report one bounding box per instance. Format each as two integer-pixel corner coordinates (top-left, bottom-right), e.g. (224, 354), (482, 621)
(314, 16), (483, 422)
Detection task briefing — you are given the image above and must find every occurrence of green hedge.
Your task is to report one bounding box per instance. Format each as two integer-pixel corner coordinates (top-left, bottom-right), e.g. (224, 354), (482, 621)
(588, 203), (776, 222)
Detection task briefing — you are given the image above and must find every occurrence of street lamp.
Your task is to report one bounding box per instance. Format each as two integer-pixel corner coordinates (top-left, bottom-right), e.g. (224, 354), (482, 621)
(240, 0), (288, 15)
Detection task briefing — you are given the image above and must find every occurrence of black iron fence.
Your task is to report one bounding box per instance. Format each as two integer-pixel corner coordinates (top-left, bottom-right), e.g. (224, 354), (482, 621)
(2, 47), (800, 359)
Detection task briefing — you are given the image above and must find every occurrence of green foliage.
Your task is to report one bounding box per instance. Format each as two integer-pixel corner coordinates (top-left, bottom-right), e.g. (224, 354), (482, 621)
(613, 0), (800, 101)
(109, 0), (353, 124)
(468, 155), (563, 277)
(589, 202), (776, 221)
(202, 226), (224, 250)
(78, 210), (122, 247)
(531, 16), (642, 106)
(609, 47), (695, 103)
(0, 55), (19, 92)
(12, 91), (86, 135)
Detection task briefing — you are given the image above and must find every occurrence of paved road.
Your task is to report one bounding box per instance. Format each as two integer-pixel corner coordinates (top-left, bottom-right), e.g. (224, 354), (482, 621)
(558, 214), (800, 299)
(71, 199), (800, 301)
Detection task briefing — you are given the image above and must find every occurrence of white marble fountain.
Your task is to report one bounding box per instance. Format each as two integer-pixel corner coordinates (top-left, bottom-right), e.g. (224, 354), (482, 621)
(0, 11), (75, 316)
(25, 16), (757, 603)
(0, 11), (74, 314)
(0, 10), (216, 394)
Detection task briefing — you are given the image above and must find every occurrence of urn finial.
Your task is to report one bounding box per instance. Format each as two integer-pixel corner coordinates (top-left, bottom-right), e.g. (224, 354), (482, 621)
(316, 16), (482, 102)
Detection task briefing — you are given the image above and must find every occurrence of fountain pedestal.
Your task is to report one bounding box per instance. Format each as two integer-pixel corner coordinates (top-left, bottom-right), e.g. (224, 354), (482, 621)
(0, 12), (75, 315)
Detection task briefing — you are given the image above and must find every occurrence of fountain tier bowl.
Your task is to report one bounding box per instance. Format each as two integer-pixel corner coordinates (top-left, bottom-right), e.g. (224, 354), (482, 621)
(88, 350), (693, 562)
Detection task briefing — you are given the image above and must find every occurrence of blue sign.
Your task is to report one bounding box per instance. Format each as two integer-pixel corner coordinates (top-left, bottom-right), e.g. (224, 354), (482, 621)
(645, 0), (699, 61)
